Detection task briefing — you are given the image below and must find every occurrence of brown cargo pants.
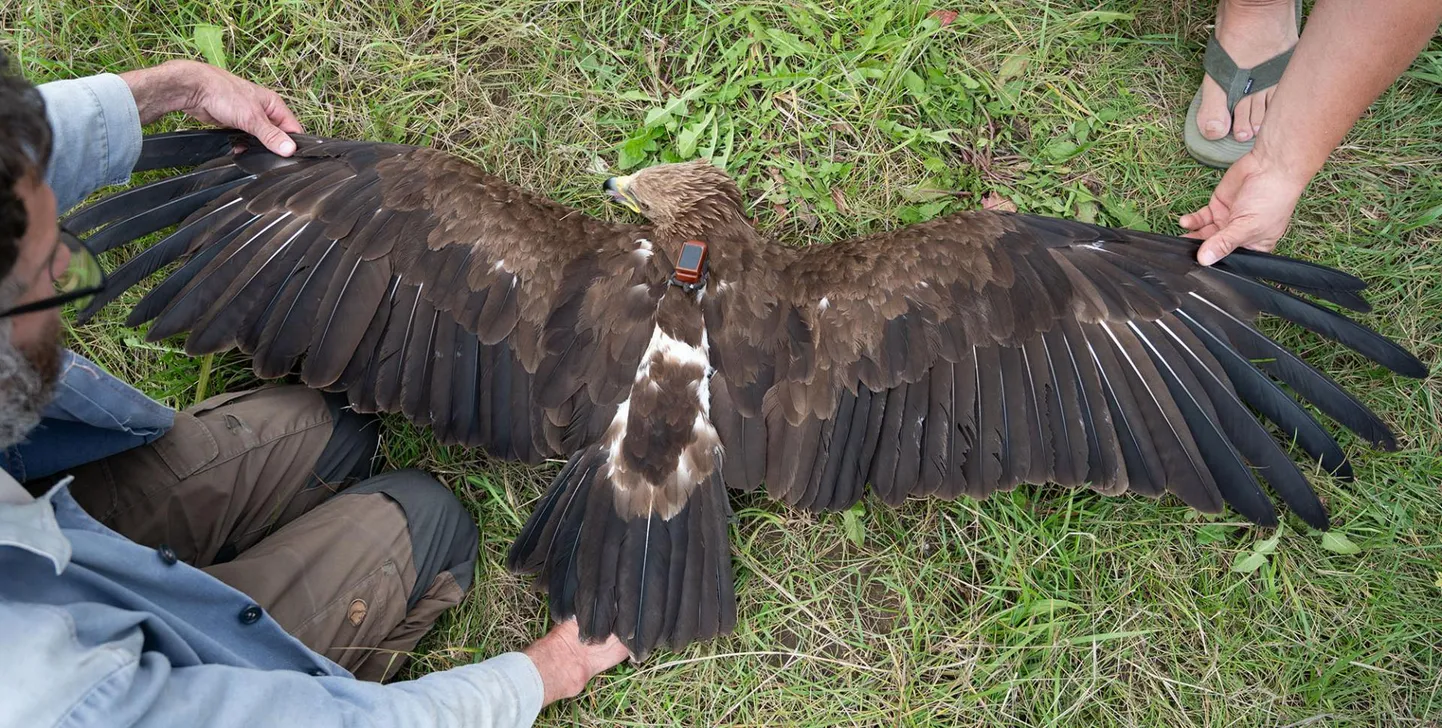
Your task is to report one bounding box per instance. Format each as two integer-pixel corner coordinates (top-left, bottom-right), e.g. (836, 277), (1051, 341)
(63, 384), (479, 682)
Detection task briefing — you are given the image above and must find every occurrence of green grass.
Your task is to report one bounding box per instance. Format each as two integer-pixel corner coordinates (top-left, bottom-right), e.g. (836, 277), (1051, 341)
(5, 1), (1442, 725)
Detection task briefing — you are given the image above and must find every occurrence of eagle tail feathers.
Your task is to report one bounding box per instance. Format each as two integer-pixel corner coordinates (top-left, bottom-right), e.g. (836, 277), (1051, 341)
(506, 445), (736, 659)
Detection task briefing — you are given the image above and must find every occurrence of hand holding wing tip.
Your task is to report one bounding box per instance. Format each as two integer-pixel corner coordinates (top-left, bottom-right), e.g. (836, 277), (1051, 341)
(1179, 150), (1308, 266)
(120, 61), (303, 157)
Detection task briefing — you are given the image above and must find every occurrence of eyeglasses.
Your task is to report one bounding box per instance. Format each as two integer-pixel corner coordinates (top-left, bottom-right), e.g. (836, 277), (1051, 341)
(0, 226), (108, 319)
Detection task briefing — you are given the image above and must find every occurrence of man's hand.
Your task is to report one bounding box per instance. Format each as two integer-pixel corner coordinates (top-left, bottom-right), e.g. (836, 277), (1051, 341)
(1179, 146), (1310, 266)
(119, 60), (302, 156)
(521, 620), (630, 707)
(1179, 0), (1442, 266)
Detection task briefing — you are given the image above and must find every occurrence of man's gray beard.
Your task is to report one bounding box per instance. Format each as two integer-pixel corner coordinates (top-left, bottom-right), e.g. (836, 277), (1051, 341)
(0, 279), (60, 448)
(0, 324), (49, 448)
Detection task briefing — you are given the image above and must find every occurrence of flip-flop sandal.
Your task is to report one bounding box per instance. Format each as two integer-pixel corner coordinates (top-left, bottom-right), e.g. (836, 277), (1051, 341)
(1185, 0), (1302, 169)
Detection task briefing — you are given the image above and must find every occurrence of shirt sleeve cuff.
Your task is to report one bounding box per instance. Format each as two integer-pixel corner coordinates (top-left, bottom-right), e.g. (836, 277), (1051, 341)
(84, 73), (144, 188)
(465, 651), (545, 724)
(38, 73), (142, 211)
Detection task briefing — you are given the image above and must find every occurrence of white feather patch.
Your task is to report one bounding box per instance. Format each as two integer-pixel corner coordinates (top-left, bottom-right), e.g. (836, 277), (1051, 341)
(642, 324), (710, 370)
(633, 237), (654, 261)
(604, 397), (631, 469)
(604, 320), (717, 484)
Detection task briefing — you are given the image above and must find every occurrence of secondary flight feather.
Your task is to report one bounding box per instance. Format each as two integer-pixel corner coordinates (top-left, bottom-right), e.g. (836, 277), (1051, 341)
(70, 129), (1427, 658)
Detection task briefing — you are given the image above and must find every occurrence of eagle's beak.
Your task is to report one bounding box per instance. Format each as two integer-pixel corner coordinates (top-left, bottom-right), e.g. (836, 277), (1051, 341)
(603, 175), (642, 214)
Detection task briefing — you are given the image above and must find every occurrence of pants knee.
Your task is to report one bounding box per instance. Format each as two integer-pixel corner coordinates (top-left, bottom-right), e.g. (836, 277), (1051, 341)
(347, 470), (480, 607)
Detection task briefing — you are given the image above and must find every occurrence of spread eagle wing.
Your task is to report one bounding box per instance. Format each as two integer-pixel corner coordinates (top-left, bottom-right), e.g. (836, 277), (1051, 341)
(68, 130), (669, 462)
(76, 132), (1427, 662)
(704, 211), (1427, 529)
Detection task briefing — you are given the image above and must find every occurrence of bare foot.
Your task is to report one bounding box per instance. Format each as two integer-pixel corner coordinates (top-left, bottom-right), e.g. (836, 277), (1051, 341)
(1196, 0), (1299, 143)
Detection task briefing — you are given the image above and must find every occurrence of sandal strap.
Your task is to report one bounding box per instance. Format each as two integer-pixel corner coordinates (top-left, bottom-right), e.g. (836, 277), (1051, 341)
(1202, 0), (1302, 111)
(1204, 34), (1295, 110)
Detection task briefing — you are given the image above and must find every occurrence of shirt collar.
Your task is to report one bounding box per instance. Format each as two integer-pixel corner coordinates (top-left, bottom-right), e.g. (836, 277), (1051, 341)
(0, 468), (73, 574)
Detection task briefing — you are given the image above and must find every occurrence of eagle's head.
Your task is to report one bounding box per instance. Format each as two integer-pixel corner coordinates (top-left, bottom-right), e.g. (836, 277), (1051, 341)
(604, 161), (745, 235)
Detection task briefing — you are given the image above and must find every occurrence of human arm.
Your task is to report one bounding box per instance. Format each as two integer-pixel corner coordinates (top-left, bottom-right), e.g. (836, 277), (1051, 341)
(118, 60), (301, 156)
(37, 61), (302, 213)
(5, 598), (626, 728)
(141, 621), (626, 727)
(111, 653), (551, 728)
(1181, 0), (1442, 265)
(522, 620), (632, 706)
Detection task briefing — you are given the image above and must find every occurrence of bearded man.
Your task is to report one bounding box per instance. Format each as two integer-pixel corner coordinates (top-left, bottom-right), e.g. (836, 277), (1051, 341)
(0, 52), (624, 728)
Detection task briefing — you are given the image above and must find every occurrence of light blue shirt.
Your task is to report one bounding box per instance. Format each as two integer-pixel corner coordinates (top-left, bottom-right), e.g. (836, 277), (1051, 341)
(0, 73), (545, 728)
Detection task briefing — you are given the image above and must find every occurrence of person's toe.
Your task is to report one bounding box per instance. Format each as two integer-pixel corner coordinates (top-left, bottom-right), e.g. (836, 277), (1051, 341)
(1247, 88), (1273, 140)
(1196, 75), (1232, 141)
(1232, 95), (1257, 142)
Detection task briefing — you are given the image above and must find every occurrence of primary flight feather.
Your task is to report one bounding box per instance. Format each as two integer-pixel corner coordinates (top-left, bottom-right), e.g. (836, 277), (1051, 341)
(71, 130), (1427, 658)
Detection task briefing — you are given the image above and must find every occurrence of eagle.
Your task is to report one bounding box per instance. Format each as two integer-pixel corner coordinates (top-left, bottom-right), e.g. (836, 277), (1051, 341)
(70, 130), (1426, 659)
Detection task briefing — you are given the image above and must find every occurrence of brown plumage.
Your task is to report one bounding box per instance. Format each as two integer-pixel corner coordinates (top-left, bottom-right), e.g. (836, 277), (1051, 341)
(71, 130), (1427, 659)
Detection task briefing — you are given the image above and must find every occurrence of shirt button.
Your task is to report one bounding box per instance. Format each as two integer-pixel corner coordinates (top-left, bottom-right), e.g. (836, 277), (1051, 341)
(307, 668), (327, 677)
(156, 544), (178, 565)
(238, 605), (263, 625)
